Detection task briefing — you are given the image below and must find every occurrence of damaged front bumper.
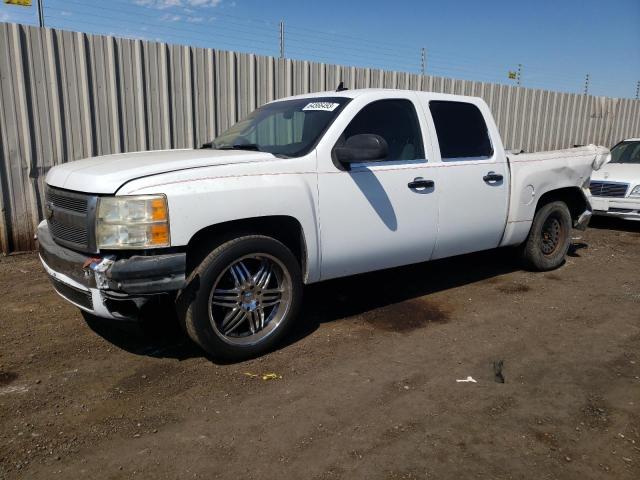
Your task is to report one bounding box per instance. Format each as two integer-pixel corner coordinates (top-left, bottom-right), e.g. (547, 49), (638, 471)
(573, 186), (593, 231)
(574, 208), (592, 231)
(37, 221), (186, 320)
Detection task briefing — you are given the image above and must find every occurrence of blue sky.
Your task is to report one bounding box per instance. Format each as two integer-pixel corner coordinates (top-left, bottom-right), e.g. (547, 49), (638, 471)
(1, 0), (639, 98)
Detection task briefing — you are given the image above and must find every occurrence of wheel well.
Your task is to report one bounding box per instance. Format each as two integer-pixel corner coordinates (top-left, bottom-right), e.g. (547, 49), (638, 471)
(536, 187), (588, 221)
(185, 216), (307, 277)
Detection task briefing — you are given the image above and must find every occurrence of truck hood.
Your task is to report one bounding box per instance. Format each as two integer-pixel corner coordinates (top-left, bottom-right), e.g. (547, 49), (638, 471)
(45, 149), (276, 194)
(591, 163), (640, 185)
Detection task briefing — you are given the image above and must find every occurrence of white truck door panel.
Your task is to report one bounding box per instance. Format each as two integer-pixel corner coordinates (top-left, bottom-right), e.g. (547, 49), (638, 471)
(319, 162), (439, 280)
(432, 161), (509, 259)
(317, 96), (439, 281)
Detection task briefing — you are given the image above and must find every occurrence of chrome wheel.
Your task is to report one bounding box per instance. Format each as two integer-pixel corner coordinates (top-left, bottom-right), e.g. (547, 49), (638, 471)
(208, 253), (292, 346)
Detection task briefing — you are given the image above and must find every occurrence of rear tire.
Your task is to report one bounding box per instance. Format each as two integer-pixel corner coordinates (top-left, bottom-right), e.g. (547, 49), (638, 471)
(520, 201), (572, 271)
(177, 235), (302, 362)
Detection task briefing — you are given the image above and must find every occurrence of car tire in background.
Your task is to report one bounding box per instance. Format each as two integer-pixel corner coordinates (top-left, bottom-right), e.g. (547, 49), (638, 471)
(520, 201), (572, 271)
(177, 235), (303, 362)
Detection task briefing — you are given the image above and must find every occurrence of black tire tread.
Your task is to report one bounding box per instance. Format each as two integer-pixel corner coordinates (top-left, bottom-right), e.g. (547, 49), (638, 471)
(520, 201), (572, 272)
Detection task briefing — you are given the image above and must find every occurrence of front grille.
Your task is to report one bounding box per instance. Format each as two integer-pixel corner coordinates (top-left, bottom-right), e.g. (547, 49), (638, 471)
(45, 186), (97, 253)
(589, 181), (629, 198)
(49, 218), (89, 245)
(46, 189), (88, 213)
(50, 277), (93, 310)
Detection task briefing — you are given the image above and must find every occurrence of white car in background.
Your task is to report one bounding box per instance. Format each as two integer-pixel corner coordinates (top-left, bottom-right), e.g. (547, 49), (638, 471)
(589, 138), (640, 221)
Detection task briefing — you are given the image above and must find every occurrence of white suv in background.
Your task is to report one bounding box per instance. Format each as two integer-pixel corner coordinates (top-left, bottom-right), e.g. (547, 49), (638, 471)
(589, 138), (640, 221)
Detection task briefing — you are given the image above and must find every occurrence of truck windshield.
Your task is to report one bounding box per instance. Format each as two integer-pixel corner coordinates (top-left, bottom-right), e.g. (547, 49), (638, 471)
(610, 141), (640, 164)
(208, 97), (350, 158)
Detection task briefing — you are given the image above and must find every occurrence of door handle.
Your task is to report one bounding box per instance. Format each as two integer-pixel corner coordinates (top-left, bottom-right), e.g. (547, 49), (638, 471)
(483, 171), (503, 183)
(407, 177), (435, 190)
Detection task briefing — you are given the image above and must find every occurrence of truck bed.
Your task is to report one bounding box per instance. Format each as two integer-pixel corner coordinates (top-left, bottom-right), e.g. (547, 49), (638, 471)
(500, 145), (609, 247)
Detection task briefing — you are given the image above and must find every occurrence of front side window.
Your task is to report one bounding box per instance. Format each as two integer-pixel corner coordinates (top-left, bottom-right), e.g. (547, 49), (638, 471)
(210, 97), (350, 158)
(338, 99), (425, 161)
(429, 101), (493, 160)
(610, 140), (640, 164)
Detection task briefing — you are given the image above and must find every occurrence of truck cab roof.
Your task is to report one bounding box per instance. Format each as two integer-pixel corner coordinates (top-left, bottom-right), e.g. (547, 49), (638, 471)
(274, 88), (484, 105)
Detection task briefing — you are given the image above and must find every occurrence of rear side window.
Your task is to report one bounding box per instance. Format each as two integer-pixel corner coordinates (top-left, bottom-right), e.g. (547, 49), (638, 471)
(341, 99), (425, 161)
(429, 101), (493, 160)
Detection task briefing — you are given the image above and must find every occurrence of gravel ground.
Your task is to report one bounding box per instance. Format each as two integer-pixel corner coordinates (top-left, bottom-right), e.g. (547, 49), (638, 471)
(1, 217), (639, 480)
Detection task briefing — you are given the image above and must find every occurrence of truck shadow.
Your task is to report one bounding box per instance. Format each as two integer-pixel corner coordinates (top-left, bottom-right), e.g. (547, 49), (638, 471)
(284, 248), (521, 347)
(86, 244), (591, 362)
(82, 309), (202, 361)
(84, 247), (525, 361)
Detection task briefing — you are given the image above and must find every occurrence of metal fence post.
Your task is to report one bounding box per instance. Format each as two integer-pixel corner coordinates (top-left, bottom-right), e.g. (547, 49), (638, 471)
(37, 0), (45, 28)
(279, 20), (284, 59)
(583, 74), (590, 95)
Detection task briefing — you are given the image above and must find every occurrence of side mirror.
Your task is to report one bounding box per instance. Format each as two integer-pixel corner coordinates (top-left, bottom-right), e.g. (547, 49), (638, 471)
(334, 134), (388, 164)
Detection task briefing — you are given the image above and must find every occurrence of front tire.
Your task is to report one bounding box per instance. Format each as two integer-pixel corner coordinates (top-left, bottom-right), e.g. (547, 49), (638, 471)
(178, 235), (302, 362)
(520, 201), (572, 271)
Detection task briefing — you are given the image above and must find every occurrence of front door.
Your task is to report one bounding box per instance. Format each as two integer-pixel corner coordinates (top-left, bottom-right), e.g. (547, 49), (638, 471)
(318, 97), (440, 281)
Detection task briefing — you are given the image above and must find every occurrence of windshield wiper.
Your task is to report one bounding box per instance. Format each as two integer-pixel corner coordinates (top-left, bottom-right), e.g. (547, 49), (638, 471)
(199, 142), (262, 151)
(217, 143), (261, 151)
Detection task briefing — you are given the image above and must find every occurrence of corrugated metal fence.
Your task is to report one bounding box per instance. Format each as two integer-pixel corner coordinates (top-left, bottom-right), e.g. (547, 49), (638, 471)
(1, 22), (639, 253)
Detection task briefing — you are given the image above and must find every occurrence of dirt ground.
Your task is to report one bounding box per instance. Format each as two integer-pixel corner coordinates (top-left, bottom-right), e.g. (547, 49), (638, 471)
(1, 217), (639, 480)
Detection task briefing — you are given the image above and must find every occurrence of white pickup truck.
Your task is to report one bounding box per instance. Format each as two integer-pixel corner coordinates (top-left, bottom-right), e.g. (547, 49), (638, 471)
(38, 88), (608, 360)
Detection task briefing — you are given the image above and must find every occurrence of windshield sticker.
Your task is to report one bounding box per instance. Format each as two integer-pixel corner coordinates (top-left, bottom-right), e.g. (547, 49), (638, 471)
(302, 102), (340, 112)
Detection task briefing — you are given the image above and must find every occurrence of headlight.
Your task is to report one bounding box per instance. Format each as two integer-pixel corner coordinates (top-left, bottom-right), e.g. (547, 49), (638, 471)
(630, 185), (640, 197)
(96, 195), (170, 249)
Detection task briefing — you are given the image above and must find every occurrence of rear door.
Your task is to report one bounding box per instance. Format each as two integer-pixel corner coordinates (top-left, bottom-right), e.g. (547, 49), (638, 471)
(422, 100), (509, 259)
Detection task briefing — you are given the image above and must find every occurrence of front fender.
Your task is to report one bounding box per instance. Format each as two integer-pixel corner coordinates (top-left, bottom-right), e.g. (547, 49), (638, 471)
(118, 161), (321, 282)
